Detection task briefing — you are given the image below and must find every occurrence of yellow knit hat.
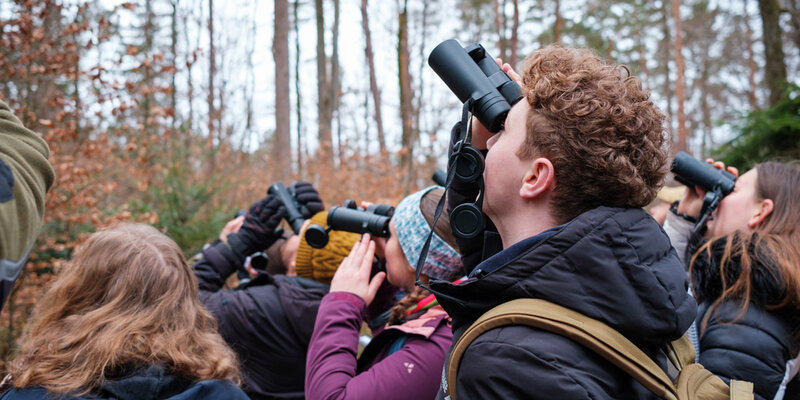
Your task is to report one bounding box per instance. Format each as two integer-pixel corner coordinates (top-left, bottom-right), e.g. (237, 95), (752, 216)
(295, 212), (360, 285)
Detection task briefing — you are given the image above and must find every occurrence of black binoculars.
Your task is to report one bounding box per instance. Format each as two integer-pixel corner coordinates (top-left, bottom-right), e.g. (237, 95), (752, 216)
(268, 182), (309, 234)
(304, 200), (394, 249)
(428, 39), (522, 133)
(671, 151), (737, 229)
(671, 152), (736, 196)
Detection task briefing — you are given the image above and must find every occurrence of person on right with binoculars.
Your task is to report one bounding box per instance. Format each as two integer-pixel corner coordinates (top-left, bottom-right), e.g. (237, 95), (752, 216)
(428, 43), (697, 399)
(666, 158), (800, 400)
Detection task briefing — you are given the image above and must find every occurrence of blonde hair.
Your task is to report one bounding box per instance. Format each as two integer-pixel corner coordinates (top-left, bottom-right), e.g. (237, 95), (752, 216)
(9, 224), (240, 395)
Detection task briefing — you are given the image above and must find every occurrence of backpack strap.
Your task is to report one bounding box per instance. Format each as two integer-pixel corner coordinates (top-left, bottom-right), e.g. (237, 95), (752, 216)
(729, 380), (754, 400)
(665, 334), (696, 371)
(446, 298), (679, 400)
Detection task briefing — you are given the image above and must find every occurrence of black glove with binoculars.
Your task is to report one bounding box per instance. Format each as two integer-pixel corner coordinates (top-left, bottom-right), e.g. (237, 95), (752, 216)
(226, 194), (286, 262)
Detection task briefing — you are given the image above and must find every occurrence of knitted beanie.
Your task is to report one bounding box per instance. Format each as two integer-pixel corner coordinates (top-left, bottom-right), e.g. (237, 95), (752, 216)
(295, 211), (360, 285)
(393, 186), (463, 282)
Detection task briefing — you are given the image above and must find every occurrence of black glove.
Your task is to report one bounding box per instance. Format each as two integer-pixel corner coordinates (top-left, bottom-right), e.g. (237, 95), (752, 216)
(292, 181), (324, 218)
(227, 194), (286, 259)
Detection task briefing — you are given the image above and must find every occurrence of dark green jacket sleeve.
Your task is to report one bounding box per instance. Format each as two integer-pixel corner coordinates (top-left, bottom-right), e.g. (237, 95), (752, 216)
(0, 98), (55, 310)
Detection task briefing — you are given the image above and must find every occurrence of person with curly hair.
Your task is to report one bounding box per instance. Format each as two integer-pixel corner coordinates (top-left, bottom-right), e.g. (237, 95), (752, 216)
(431, 46), (696, 399)
(667, 160), (800, 400)
(1, 224), (248, 400)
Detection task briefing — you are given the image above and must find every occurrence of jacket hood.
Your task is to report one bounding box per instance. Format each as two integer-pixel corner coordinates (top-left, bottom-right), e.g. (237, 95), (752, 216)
(431, 206), (696, 347)
(1, 364), (248, 400)
(99, 364), (247, 400)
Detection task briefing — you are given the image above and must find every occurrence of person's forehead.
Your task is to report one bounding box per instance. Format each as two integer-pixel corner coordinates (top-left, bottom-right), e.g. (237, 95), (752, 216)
(739, 169), (757, 185)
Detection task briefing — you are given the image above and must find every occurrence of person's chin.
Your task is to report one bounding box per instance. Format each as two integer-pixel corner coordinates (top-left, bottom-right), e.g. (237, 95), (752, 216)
(703, 219), (719, 238)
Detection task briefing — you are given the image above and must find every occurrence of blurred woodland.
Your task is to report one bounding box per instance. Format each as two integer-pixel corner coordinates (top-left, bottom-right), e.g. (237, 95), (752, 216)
(1, 0), (798, 370)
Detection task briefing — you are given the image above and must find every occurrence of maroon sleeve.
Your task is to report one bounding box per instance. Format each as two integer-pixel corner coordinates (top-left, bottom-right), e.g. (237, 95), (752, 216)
(305, 292), (452, 400)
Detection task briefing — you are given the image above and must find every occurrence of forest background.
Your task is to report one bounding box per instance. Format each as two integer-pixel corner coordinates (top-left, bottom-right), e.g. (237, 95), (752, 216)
(1, 0), (798, 371)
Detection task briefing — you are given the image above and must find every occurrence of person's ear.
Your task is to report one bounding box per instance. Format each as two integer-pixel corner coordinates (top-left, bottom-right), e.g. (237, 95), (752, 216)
(520, 158), (555, 199)
(748, 198), (774, 229)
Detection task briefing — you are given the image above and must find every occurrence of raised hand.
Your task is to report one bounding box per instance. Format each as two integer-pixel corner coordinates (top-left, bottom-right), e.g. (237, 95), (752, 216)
(227, 194), (286, 258)
(329, 234), (386, 306)
(292, 181), (325, 218)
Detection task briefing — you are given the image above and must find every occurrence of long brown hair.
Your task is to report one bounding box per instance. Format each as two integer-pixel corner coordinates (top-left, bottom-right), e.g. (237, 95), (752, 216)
(9, 224), (240, 395)
(690, 162), (800, 337)
(388, 188), (460, 325)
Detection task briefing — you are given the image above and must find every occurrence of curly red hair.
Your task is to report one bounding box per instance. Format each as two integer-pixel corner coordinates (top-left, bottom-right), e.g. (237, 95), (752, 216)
(518, 46), (669, 223)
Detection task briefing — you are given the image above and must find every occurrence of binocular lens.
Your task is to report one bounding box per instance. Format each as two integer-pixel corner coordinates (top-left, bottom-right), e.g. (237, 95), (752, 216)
(327, 207), (391, 237)
(428, 39), (514, 133)
(671, 152), (736, 196)
(249, 252), (269, 270)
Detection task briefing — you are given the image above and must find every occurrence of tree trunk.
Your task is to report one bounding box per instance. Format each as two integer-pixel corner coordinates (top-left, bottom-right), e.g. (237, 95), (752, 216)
(758, 0), (787, 106)
(244, 2), (256, 145)
(414, 0), (431, 160)
(554, 0), (563, 45)
(494, 0), (506, 60)
(170, 0), (178, 132)
(184, 8), (197, 162)
(331, 0), (341, 164)
(398, 0), (415, 194)
(143, 0), (154, 134)
(661, 0), (674, 142)
(361, 0), (385, 153)
(672, 0), (688, 154)
(634, 5), (649, 85)
(315, 0), (332, 161)
(510, 0), (519, 67)
(294, 0), (304, 174)
(743, 0), (759, 110)
(207, 0), (216, 152)
(699, 61), (714, 157)
(273, 0), (291, 178)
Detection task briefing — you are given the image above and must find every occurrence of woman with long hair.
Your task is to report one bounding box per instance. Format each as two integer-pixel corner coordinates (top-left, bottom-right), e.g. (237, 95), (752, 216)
(304, 186), (464, 400)
(2, 224), (247, 400)
(668, 160), (800, 400)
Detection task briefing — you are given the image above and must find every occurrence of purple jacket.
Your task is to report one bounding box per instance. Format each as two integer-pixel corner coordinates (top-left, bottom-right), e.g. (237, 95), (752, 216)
(305, 292), (452, 400)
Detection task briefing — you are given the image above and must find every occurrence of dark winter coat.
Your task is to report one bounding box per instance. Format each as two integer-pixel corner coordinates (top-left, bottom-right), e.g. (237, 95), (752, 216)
(194, 240), (328, 400)
(0, 363), (248, 400)
(689, 235), (800, 400)
(430, 206), (697, 399)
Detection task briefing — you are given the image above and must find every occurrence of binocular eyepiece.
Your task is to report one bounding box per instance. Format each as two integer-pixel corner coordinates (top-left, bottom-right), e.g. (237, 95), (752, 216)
(428, 39), (522, 133)
(671, 152), (736, 196)
(304, 201), (394, 249)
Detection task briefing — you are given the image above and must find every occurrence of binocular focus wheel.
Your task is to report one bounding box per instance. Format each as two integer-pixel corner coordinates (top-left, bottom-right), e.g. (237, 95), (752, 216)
(450, 203), (485, 239)
(304, 225), (329, 249)
(454, 146), (484, 184)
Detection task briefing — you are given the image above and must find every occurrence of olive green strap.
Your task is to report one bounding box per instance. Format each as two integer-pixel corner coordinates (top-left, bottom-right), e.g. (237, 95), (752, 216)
(447, 298), (678, 400)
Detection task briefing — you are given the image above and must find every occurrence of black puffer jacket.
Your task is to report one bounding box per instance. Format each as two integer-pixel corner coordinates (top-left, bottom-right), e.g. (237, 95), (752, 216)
(194, 241), (328, 400)
(689, 235), (800, 400)
(431, 207), (697, 399)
